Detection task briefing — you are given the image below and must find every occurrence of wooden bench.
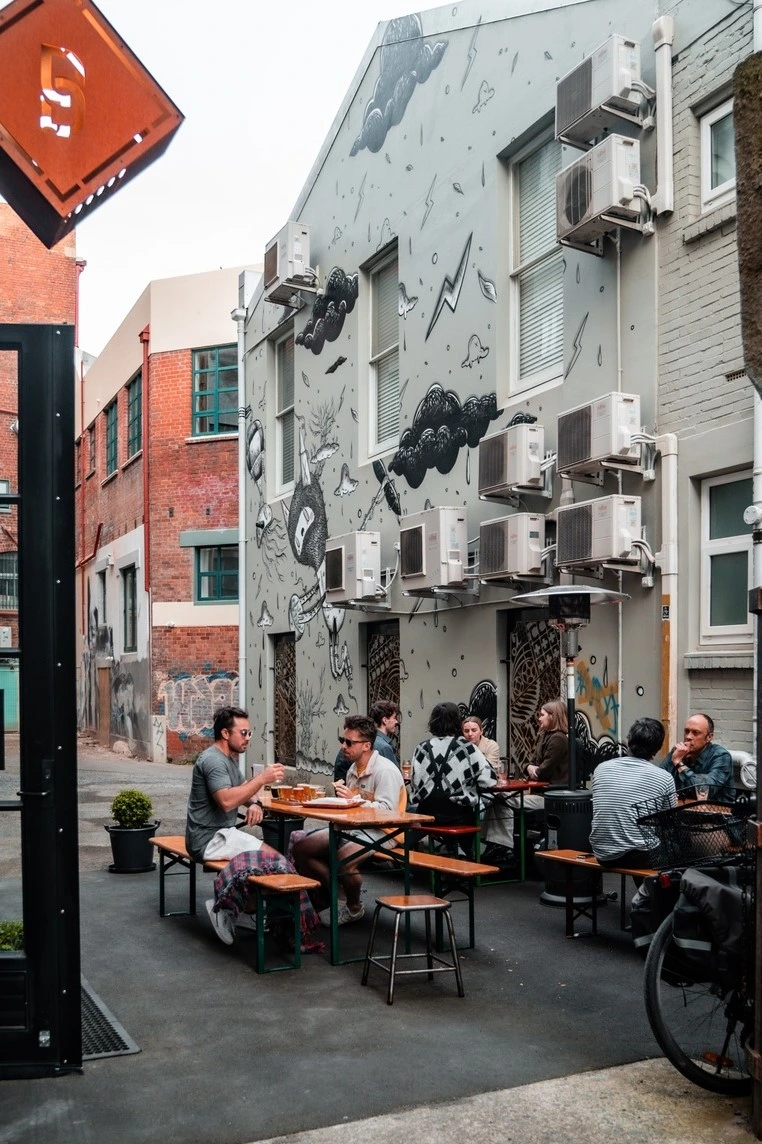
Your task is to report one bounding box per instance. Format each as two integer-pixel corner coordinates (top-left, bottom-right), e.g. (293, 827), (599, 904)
(150, 836), (320, 972)
(535, 849), (657, 938)
(385, 847), (499, 950)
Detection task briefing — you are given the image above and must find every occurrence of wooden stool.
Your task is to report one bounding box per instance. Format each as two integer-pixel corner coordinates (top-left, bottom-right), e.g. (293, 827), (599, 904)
(361, 894), (465, 1004)
(247, 873), (320, 974)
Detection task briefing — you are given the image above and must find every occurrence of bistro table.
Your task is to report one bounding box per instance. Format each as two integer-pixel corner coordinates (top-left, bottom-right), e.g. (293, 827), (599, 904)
(260, 793), (434, 965)
(487, 779), (549, 881)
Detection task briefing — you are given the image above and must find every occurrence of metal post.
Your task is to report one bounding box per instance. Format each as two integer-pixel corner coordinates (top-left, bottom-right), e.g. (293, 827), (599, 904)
(563, 628), (579, 791)
(747, 588), (762, 1133)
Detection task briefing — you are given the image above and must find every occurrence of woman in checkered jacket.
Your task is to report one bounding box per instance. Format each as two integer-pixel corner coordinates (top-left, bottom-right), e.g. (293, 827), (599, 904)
(409, 702), (497, 855)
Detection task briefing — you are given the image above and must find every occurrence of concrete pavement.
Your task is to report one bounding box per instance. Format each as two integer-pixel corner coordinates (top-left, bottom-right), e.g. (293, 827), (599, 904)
(0, 738), (756, 1143)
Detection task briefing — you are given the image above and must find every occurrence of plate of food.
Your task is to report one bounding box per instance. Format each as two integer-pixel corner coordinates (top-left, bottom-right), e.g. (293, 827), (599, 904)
(303, 796), (364, 807)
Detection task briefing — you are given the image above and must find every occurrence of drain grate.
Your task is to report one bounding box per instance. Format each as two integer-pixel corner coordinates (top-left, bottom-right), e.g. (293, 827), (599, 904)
(81, 977), (140, 1060)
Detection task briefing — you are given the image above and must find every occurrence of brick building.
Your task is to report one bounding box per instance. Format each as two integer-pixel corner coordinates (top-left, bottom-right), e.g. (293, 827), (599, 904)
(76, 266), (259, 760)
(0, 205), (78, 729)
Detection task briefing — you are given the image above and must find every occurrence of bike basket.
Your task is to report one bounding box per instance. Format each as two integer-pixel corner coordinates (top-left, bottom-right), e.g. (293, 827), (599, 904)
(634, 798), (745, 869)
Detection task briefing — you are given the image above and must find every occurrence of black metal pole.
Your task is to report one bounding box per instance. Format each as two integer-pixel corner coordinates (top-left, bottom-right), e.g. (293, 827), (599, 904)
(748, 586), (762, 1132)
(563, 627), (579, 791)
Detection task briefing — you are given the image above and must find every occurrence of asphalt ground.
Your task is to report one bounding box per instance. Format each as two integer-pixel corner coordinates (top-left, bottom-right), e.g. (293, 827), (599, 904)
(0, 739), (755, 1143)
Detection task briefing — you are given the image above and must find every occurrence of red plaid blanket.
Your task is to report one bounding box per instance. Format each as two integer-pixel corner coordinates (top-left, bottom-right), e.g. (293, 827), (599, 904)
(212, 844), (323, 953)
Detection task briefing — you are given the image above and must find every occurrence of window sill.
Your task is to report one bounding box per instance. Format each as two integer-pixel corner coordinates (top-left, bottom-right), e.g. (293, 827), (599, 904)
(101, 471), (118, 488)
(121, 450), (143, 472)
(85, 470), (96, 481)
(683, 201), (736, 245)
(194, 598), (240, 606)
(684, 650), (753, 670)
(185, 433), (238, 444)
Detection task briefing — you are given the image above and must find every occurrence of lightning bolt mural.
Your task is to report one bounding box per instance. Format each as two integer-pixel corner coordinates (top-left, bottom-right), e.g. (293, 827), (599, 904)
(354, 172), (367, 222)
(425, 232), (472, 341)
(564, 311), (589, 379)
(462, 17), (481, 89)
(421, 174), (436, 230)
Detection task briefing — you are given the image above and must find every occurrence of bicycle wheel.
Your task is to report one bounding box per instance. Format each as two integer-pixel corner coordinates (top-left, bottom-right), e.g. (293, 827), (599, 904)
(644, 914), (752, 1095)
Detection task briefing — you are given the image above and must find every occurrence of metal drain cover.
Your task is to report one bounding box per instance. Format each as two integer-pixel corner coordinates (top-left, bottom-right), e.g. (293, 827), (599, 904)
(81, 977), (140, 1060)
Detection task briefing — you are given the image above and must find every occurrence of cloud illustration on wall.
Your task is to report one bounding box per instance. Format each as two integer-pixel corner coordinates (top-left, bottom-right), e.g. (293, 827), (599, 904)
(296, 268), (359, 356)
(350, 14), (448, 156)
(389, 383), (500, 488)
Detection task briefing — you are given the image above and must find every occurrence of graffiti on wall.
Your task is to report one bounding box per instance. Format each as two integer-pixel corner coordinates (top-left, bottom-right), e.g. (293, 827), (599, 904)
(457, 679), (497, 741)
(509, 620), (562, 773)
(157, 670), (239, 739)
(389, 383), (500, 488)
(576, 655), (619, 739)
(295, 269), (358, 356)
(350, 14), (447, 157)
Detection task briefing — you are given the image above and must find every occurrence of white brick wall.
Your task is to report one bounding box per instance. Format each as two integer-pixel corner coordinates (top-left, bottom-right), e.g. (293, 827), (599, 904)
(688, 669), (754, 751)
(658, 9), (753, 438)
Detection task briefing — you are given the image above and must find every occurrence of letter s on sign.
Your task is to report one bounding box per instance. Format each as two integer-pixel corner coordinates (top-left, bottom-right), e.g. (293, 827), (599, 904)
(39, 45), (85, 138)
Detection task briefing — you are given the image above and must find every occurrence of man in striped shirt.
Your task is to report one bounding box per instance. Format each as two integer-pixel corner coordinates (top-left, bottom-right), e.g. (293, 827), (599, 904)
(590, 718), (676, 870)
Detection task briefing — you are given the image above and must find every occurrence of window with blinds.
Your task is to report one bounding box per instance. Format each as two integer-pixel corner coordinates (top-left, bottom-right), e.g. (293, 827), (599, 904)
(370, 253), (399, 451)
(511, 138), (563, 388)
(276, 333), (295, 489)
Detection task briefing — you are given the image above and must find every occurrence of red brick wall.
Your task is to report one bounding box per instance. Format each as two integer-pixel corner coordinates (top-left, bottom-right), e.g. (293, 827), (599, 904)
(148, 347), (239, 758)
(0, 205), (77, 644)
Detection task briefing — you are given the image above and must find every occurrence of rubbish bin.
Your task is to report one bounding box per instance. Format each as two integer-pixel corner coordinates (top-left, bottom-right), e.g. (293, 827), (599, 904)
(540, 789), (603, 907)
(261, 813), (304, 854)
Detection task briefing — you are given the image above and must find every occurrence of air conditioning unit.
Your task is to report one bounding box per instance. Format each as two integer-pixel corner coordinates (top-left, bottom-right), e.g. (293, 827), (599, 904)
(324, 531), (381, 604)
(263, 221), (314, 305)
(478, 424), (544, 497)
(556, 135), (641, 246)
(556, 495), (641, 566)
(480, 514), (546, 579)
(400, 507), (467, 590)
(557, 391), (641, 476)
(556, 34), (642, 146)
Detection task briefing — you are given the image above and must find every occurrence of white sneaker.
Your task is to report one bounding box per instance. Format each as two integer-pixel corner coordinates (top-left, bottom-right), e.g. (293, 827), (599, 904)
(235, 911), (268, 934)
(205, 899), (235, 946)
(319, 903), (365, 926)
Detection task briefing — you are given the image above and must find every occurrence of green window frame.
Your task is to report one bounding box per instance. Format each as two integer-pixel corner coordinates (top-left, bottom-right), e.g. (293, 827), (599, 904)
(88, 424), (96, 474)
(105, 401), (117, 476)
(122, 564), (137, 652)
(195, 545), (238, 602)
(192, 345), (238, 436)
(126, 371), (142, 457)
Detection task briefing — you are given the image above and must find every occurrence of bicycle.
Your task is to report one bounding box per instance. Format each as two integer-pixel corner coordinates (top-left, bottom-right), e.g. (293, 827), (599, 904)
(635, 794), (755, 1096)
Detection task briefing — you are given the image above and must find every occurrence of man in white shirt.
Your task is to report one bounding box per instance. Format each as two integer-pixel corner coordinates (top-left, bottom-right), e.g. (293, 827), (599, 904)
(292, 714), (404, 926)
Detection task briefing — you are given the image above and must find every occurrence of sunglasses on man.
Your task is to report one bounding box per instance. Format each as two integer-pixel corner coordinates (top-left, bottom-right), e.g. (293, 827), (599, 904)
(337, 735), (371, 746)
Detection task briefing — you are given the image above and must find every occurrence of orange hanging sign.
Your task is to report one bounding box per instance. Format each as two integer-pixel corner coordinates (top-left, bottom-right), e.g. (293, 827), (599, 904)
(0, 0), (183, 246)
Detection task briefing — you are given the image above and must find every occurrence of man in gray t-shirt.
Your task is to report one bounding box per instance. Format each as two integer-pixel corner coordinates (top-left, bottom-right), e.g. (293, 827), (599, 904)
(185, 706), (284, 862)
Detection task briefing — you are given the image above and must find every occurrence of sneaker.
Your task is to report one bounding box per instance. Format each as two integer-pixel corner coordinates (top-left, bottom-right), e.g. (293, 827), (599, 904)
(235, 911), (262, 933)
(318, 903), (365, 926)
(205, 898), (235, 946)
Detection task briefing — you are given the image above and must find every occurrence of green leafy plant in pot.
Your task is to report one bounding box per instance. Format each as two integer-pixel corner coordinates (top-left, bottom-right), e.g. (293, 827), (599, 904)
(105, 788), (160, 873)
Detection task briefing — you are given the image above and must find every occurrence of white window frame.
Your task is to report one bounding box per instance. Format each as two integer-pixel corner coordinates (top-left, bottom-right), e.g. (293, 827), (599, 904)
(368, 248), (399, 457)
(700, 471), (752, 643)
(700, 97), (735, 212)
(274, 330), (295, 495)
(508, 132), (564, 394)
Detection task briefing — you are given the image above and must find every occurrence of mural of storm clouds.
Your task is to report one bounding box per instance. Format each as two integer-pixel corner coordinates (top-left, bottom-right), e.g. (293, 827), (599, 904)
(350, 14), (447, 157)
(295, 268), (358, 356)
(389, 383), (500, 489)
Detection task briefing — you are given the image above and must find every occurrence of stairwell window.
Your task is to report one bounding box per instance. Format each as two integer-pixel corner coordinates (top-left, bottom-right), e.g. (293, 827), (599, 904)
(105, 400), (117, 476)
(510, 136), (563, 391)
(701, 472), (752, 642)
(126, 370), (142, 458)
(192, 345), (238, 436)
(700, 97), (735, 212)
(369, 251), (399, 454)
(122, 564), (137, 653)
(275, 332), (295, 491)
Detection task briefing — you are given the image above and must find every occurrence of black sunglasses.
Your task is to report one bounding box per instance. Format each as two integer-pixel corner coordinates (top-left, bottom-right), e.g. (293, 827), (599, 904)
(338, 735), (370, 746)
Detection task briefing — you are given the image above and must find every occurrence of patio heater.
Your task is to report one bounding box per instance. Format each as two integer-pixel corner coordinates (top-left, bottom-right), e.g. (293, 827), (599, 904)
(511, 586), (630, 908)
